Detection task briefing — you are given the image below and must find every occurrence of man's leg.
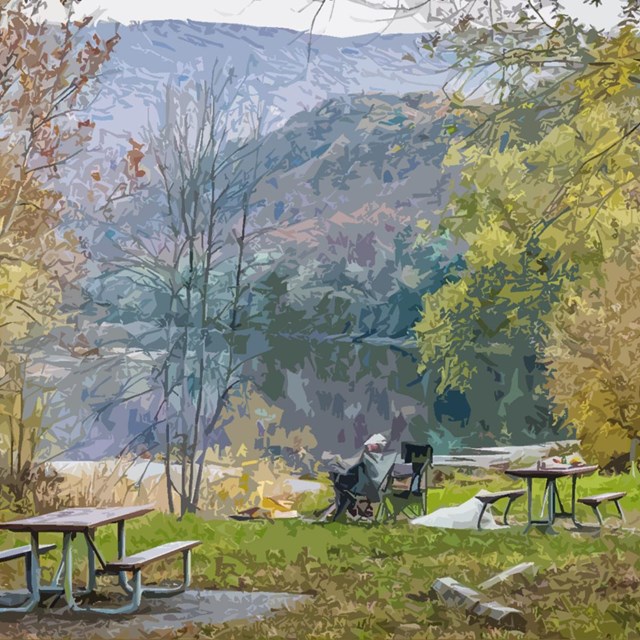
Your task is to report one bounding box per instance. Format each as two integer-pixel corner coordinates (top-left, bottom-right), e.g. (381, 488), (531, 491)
(332, 488), (354, 522)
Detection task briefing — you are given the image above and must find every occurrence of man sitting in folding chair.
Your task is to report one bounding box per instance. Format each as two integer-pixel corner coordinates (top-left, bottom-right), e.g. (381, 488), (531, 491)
(320, 434), (397, 522)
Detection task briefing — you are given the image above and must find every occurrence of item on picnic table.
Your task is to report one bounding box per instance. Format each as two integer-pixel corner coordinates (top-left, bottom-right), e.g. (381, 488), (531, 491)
(540, 453), (586, 469)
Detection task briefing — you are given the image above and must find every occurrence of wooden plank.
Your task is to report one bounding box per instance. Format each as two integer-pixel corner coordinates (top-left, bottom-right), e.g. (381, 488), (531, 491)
(479, 562), (536, 590)
(0, 543), (56, 563)
(578, 492), (626, 506)
(505, 465), (598, 479)
(430, 577), (527, 632)
(0, 505), (155, 533)
(471, 600), (527, 631)
(475, 490), (526, 505)
(429, 577), (483, 612)
(106, 540), (201, 571)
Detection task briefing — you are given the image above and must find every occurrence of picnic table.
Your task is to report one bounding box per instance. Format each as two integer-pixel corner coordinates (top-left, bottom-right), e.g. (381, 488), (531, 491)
(0, 505), (199, 615)
(505, 464), (598, 533)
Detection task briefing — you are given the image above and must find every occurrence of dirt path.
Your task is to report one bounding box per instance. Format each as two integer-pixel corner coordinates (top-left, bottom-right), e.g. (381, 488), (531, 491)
(0, 590), (309, 638)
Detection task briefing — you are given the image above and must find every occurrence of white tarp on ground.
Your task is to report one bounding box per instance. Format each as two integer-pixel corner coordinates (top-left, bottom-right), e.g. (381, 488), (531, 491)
(410, 496), (506, 530)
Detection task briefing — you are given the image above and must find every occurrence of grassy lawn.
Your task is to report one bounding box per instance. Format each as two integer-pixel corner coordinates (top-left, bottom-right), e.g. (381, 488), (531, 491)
(0, 471), (638, 639)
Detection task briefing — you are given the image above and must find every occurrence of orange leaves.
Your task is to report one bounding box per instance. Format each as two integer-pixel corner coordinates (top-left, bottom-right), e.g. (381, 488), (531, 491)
(0, 2), (119, 364)
(75, 31), (120, 84)
(73, 16), (93, 30)
(19, 71), (33, 93)
(126, 138), (146, 179)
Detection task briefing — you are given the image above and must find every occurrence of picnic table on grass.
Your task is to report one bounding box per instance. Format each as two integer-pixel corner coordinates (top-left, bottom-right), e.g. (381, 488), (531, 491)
(0, 505), (200, 615)
(505, 464), (598, 534)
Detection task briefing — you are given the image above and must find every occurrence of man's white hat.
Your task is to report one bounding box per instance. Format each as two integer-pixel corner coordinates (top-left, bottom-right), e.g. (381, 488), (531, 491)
(364, 433), (387, 447)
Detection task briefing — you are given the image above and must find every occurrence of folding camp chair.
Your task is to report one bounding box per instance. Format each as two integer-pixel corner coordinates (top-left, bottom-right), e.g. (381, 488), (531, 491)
(376, 442), (433, 521)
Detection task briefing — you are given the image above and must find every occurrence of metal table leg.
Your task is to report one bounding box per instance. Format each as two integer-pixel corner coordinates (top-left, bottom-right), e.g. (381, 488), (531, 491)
(540, 479), (549, 517)
(79, 570), (142, 615)
(27, 532), (41, 607)
(524, 477), (533, 534)
(62, 527), (145, 615)
(62, 532), (78, 610)
(41, 532), (97, 601)
(0, 532), (47, 614)
(50, 555), (65, 588)
(117, 520), (133, 594)
(614, 498), (626, 522)
(524, 477), (559, 534)
(554, 483), (566, 514)
(551, 475), (582, 526)
(140, 549), (193, 597)
(503, 496), (516, 525)
(548, 479), (556, 523)
(62, 530), (143, 616)
(86, 531), (97, 593)
(26, 532), (41, 611)
(570, 475), (584, 528)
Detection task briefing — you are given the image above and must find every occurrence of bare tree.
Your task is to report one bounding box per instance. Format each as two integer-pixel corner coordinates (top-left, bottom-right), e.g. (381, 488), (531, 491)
(143, 72), (270, 516)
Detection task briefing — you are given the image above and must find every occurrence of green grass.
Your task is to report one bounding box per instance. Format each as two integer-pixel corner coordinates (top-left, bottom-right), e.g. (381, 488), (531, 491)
(0, 471), (638, 639)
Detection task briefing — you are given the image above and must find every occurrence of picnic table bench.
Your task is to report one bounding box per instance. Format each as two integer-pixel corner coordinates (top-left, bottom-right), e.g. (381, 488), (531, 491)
(577, 491), (626, 525)
(0, 506), (201, 615)
(474, 489), (526, 530)
(0, 544), (56, 594)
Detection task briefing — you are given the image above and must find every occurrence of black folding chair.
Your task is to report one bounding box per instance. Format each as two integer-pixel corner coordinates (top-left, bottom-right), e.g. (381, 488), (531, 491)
(376, 442), (433, 521)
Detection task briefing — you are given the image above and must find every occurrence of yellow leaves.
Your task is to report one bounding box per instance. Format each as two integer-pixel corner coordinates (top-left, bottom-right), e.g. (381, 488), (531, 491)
(0, 390), (20, 419)
(422, 278), (469, 323)
(577, 26), (640, 100)
(450, 75), (640, 279)
(19, 71), (33, 93)
(449, 90), (466, 109)
(0, 261), (38, 300)
(443, 139), (465, 168)
(465, 221), (520, 271)
(528, 124), (578, 170)
(465, 146), (523, 192)
(415, 278), (474, 384)
(546, 237), (640, 465)
(0, 260), (62, 341)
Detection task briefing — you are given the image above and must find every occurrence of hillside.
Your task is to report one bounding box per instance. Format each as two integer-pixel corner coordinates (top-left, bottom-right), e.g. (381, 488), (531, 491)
(33, 76), (561, 460)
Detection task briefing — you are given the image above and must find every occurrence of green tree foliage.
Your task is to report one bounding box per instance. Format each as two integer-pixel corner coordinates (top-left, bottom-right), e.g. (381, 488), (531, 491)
(415, 5), (640, 456)
(546, 236), (640, 471)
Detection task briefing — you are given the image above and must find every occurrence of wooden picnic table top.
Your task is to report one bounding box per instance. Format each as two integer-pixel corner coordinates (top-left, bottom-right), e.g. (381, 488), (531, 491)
(505, 464), (598, 480)
(0, 505), (154, 533)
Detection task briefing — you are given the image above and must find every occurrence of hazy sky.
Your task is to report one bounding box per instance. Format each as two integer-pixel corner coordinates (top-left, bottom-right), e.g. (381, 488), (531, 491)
(44, 0), (625, 35)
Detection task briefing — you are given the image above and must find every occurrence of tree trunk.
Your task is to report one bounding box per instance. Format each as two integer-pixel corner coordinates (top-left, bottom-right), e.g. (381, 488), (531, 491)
(631, 436), (638, 478)
(191, 395), (226, 511)
(164, 421), (175, 514)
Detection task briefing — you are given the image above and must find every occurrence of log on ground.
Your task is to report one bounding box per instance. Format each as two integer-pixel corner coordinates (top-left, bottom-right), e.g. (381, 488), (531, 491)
(430, 577), (526, 632)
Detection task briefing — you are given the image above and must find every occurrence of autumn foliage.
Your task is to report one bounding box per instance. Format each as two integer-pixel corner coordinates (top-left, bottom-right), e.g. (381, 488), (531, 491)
(0, 0), (118, 487)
